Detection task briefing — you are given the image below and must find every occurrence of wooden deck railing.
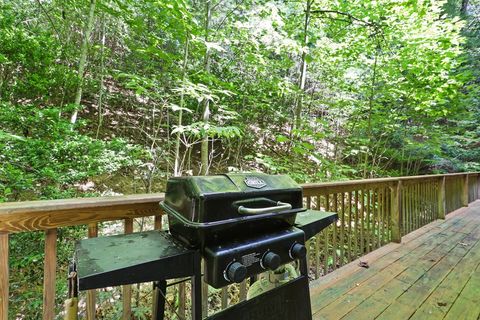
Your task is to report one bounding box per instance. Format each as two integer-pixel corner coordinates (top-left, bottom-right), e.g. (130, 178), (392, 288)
(0, 173), (479, 319)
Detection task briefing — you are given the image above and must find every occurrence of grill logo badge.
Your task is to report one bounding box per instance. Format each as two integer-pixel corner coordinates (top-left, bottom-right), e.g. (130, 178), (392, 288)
(244, 176), (267, 189)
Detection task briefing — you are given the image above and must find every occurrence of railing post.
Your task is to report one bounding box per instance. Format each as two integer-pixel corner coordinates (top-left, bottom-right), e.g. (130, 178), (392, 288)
(438, 177), (446, 219)
(462, 174), (469, 206)
(390, 181), (402, 243)
(477, 174), (480, 200)
(0, 232), (8, 320)
(43, 228), (57, 320)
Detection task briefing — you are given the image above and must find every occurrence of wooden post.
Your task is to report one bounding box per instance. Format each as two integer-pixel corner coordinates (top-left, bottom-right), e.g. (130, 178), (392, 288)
(154, 215), (163, 230)
(239, 280), (247, 301)
(123, 219), (133, 320)
(462, 174), (469, 207)
(390, 181), (402, 243)
(438, 177), (446, 219)
(43, 229), (57, 320)
(87, 223), (98, 320)
(0, 232), (8, 320)
(477, 174), (480, 200)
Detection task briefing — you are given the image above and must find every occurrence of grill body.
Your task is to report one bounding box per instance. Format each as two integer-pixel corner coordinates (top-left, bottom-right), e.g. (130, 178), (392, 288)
(161, 173), (304, 248)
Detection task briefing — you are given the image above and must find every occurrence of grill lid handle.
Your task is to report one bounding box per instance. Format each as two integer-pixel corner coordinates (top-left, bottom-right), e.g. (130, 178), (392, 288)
(237, 201), (292, 215)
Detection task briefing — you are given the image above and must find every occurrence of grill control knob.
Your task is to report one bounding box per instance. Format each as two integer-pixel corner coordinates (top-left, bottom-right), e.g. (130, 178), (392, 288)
(225, 262), (247, 283)
(261, 252), (281, 270)
(289, 243), (307, 259)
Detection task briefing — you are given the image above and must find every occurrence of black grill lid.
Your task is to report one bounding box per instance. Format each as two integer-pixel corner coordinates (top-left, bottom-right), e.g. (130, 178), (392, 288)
(161, 173), (304, 248)
(177, 173), (301, 197)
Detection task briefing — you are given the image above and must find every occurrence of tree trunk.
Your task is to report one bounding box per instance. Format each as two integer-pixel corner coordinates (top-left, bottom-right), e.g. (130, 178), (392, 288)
(200, 0), (212, 176)
(294, 0), (312, 130)
(95, 14), (106, 139)
(174, 35), (190, 177)
(70, 0), (97, 125)
(461, 0), (469, 15)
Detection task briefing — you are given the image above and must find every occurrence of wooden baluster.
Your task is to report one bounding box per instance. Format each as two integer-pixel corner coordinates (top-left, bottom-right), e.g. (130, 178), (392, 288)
(430, 181), (437, 222)
(419, 183), (423, 226)
(366, 191), (371, 253)
(86, 223), (98, 320)
(391, 181), (401, 243)
(384, 187), (388, 242)
(411, 184), (415, 231)
(373, 189), (379, 249)
(418, 183), (422, 227)
(306, 196), (312, 273)
(420, 182), (425, 227)
(324, 194), (330, 276)
(414, 183), (419, 230)
(154, 215), (162, 230)
(239, 280), (247, 302)
(332, 193), (338, 269)
(375, 188), (382, 249)
(401, 184), (405, 236)
(314, 195), (321, 278)
(221, 287), (228, 309)
(123, 219), (133, 320)
(0, 232), (8, 320)
(380, 187), (385, 244)
(43, 228), (57, 320)
(383, 187), (387, 243)
(354, 190), (359, 260)
(360, 190), (365, 255)
(339, 193), (345, 266)
(418, 182), (426, 224)
(427, 181), (430, 221)
(347, 192), (352, 263)
(426, 182), (431, 223)
(405, 184), (410, 234)
(426, 182), (430, 223)
(410, 184), (415, 230)
(322, 227), (329, 277)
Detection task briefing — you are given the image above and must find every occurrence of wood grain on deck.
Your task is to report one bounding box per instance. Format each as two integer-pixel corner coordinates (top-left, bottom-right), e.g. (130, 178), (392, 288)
(310, 202), (480, 320)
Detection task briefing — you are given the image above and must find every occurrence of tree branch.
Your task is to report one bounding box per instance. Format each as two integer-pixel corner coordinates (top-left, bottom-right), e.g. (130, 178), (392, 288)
(35, 0), (60, 38)
(310, 9), (379, 29)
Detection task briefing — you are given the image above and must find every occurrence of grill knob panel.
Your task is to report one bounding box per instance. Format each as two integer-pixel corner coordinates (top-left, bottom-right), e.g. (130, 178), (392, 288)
(289, 243), (307, 259)
(225, 262), (247, 283)
(261, 251), (281, 270)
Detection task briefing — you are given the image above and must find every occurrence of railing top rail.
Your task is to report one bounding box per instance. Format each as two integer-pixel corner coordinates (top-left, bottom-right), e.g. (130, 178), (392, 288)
(0, 193), (165, 214)
(0, 172), (477, 233)
(0, 193), (164, 233)
(302, 172), (477, 189)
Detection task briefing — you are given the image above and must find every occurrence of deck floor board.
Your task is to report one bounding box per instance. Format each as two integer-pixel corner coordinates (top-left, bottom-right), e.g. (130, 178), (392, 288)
(310, 202), (480, 320)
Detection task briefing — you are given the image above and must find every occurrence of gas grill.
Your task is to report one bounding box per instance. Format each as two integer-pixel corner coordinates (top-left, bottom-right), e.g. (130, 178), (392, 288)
(73, 173), (337, 320)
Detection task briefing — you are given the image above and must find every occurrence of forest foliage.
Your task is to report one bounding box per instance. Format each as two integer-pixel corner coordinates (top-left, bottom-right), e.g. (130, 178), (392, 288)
(1, 0), (480, 318)
(1, 0), (480, 202)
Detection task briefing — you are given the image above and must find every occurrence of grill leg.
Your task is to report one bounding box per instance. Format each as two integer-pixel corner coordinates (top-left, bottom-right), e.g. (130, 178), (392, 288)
(152, 280), (167, 320)
(299, 255), (309, 277)
(192, 252), (202, 320)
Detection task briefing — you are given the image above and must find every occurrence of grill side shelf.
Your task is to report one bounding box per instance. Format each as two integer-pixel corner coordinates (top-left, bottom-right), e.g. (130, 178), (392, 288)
(75, 230), (198, 290)
(294, 210), (338, 241)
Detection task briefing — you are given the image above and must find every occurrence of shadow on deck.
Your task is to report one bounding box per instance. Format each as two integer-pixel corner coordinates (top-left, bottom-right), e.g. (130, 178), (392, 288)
(309, 201), (480, 320)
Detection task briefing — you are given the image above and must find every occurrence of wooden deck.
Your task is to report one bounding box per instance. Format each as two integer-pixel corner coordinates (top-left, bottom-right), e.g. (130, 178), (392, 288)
(310, 201), (480, 320)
